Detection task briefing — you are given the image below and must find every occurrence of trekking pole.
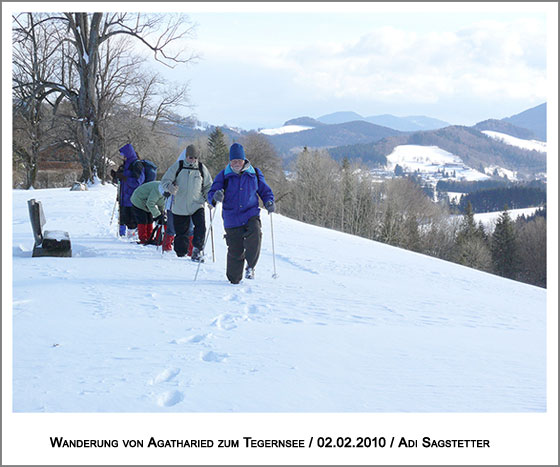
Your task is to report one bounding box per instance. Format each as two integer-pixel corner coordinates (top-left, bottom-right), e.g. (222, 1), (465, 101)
(159, 223), (165, 255)
(193, 204), (219, 282)
(110, 180), (120, 227)
(209, 208), (216, 262)
(110, 196), (118, 225)
(270, 213), (279, 279)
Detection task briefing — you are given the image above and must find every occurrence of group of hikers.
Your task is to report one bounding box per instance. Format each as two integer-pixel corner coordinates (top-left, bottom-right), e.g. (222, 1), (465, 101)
(111, 142), (276, 284)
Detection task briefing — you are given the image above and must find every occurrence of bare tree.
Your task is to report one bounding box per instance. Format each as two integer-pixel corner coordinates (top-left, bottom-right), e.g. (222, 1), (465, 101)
(12, 13), (59, 188)
(240, 132), (286, 196)
(13, 12), (197, 183)
(130, 69), (190, 131)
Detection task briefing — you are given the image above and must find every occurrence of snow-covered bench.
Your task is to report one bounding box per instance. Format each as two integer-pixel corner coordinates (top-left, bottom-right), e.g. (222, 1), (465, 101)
(27, 199), (72, 257)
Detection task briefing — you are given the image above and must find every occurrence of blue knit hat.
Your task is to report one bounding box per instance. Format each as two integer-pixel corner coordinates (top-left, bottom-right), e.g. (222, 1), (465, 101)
(229, 143), (246, 161)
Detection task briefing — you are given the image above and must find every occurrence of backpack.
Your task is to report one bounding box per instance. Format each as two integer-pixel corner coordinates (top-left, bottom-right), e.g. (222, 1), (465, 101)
(174, 160), (204, 181)
(141, 159), (158, 182)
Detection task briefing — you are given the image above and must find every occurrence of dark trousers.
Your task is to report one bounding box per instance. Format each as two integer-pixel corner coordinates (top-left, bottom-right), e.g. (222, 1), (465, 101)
(132, 205), (153, 225)
(119, 206), (137, 229)
(224, 216), (262, 283)
(173, 208), (205, 257)
(166, 210), (193, 237)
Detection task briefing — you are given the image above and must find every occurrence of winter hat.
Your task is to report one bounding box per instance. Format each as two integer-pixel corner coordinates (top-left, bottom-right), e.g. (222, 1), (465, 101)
(229, 143), (246, 161)
(185, 144), (198, 159)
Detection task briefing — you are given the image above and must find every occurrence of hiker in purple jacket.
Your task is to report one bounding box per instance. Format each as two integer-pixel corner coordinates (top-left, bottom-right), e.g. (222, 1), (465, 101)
(111, 143), (145, 237)
(208, 143), (275, 284)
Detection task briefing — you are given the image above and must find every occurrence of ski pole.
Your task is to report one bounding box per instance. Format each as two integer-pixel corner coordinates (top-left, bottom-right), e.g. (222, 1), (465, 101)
(209, 207), (216, 263)
(110, 196), (118, 225)
(159, 223), (165, 255)
(270, 212), (278, 279)
(194, 204), (218, 282)
(110, 180), (120, 228)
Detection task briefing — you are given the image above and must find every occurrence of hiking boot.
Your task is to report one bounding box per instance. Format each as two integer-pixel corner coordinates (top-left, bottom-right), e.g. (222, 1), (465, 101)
(191, 247), (204, 262)
(245, 267), (255, 279)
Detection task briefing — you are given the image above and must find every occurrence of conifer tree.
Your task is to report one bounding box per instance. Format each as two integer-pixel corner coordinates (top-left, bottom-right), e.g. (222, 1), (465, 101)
(454, 202), (492, 270)
(491, 206), (519, 279)
(206, 127), (229, 177)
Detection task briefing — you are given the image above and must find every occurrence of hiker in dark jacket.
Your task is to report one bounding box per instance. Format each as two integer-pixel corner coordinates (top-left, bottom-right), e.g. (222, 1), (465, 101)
(207, 143), (275, 284)
(112, 143), (145, 237)
(160, 145), (212, 261)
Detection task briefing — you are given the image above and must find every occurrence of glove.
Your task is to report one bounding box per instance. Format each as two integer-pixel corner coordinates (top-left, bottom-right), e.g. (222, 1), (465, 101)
(111, 170), (125, 181)
(167, 183), (179, 196)
(265, 200), (276, 213)
(155, 213), (167, 225)
(213, 189), (224, 204)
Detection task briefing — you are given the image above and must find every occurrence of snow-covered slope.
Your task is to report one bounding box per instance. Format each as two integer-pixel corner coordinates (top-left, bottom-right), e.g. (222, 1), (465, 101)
(9, 183), (546, 413)
(386, 144), (490, 181)
(482, 130), (547, 153)
(474, 207), (542, 231)
(5, 184), (555, 465)
(259, 124), (313, 135)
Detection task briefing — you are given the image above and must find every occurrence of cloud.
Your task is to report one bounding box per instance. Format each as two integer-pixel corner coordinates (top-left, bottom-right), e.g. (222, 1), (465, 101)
(221, 18), (547, 105)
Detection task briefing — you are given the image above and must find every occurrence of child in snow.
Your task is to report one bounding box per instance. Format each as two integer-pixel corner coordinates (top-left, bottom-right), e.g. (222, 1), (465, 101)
(207, 143), (275, 284)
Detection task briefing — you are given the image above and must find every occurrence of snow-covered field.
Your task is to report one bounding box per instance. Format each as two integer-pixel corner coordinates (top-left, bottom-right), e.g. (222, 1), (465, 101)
(259, 124), (313, 135)
(474, 207), (542, 231)
(4, 184), (556, 465)
(386, 145), (490, 181)
(482, 130), (547, 152)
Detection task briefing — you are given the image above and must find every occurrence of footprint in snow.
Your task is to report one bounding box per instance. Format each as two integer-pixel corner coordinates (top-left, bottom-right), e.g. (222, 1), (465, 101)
(156, 390), (184, 407)
(150, 368), (180, 385)
(170, 333), (211, 344)
(201, 351), (229, 363)
(211, 314), (238, 330)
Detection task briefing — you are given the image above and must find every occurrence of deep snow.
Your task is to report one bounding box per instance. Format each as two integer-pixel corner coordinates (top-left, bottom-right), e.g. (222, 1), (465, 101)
(5, 183), (557, 465)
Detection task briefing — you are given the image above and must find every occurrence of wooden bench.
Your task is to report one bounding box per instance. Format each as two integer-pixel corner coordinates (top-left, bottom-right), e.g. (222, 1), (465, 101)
(27, 199), (72, 257)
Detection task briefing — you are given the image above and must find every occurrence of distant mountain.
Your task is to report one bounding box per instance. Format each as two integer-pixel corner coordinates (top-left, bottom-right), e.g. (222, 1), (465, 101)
(502, 103), (546, 141)
(264, 120), (401, 156)
(317, 111), (450, 131)
(364, 114), (450, 131)
(283, 116), (325, 127)
(317, 111), (364, 125)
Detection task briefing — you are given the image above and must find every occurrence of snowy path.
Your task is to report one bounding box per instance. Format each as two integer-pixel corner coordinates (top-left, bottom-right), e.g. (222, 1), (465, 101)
(10, 184), (546, 412)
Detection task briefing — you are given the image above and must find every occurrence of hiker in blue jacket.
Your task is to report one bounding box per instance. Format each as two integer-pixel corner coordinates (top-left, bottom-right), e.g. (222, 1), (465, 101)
(208, 143), (275, 284)
(112, 143), (145, 237)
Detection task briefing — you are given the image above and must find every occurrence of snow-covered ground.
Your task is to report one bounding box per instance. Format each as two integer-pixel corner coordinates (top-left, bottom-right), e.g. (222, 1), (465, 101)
(4, 184), (556, 465)
(473, 207), (542, 231)
(482, 130), (547, 153)
(259, 124), (313, 135)
(386, 145), (490, 182)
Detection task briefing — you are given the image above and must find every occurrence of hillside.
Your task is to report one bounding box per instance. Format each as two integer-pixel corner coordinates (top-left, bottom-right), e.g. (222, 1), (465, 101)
(325, 125), (546, 178)
(473, 119), (537, 140)
(264, 120), (401, 156)
(11, 183), (546, 414)
(502, 103), (547, 141)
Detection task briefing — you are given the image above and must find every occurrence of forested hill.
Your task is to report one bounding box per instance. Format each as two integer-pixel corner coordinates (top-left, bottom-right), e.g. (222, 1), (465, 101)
(325, 125), (546, 176)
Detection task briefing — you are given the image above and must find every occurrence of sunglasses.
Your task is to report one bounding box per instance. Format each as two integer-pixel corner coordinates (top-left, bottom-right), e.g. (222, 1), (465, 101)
(186, 155), (198, 160)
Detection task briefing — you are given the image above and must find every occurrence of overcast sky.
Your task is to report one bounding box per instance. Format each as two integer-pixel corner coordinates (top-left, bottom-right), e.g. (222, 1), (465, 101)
(145, 3), (553, 130)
